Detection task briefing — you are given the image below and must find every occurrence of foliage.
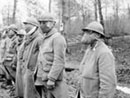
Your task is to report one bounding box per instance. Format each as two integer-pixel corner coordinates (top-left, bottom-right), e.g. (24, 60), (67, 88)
(2, 4), (14, 25)
(25, 0), (45, 18)
(105, 15), (130, 37)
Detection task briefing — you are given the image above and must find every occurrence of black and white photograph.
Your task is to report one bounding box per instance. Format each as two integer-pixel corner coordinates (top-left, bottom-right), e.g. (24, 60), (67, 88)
(0, 0), (130, 98)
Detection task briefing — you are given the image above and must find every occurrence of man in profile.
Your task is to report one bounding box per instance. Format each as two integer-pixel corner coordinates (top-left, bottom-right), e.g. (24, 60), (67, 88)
(80, 21), (117, 98)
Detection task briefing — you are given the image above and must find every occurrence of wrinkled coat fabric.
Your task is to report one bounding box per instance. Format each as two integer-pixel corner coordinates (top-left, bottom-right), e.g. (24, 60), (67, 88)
(15, 42), (24, 97)
(0, 38), (7, 63)
(0, 36), (18, 79)
(80, 40), (117, 98)
(15, 29), (42, 98)
(35, 28), (69, 98)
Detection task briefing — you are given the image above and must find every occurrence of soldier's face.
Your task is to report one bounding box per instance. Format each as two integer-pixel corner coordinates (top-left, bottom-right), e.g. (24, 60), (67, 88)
(18, 35), (24, 44)
(7, 30), (15, 38)
(24, 23), (33, 33)
(81, 30), (96, 44)
(39, 21), (51, 34)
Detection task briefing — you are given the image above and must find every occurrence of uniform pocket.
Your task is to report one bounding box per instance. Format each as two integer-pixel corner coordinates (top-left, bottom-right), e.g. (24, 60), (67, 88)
(82, 77), (99, 97)
(41, 64), (52, 81)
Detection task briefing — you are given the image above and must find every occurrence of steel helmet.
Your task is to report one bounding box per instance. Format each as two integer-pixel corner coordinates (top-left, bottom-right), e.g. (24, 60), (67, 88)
(9, 24), (18, 33)
(38, 13), (55, 22)
(23, 17), (39, 27)
(82, 21), (104, 36)
(2, 26), (9, 31)
(17, 29), (26, 35)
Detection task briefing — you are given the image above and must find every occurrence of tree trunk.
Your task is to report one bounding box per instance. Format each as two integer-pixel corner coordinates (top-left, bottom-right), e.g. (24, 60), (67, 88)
(81, 0), (85, 26)
(105, 3), (108, 20)
(49, 0), (52, 12)
(61, 0), (65, 34)
(97, 0), (105, 31)
(115, 0), (119, 20)
(12, 0), (17, 23)
(61, 0), (68, 35)
(61, 0), (71, 53)
(94, 0), (98, 21)
(68, 0), (71, 33)
(128, 4), (130, 18)
(7, 4), (10, 26)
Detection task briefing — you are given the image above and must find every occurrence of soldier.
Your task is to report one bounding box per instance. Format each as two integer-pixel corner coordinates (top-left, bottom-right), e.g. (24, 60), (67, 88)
(15, 17), (42, 98)
(15, 29), (25, 98)
(0, 25), (18, 89)
(35, 13), (69, 98)
(0, 26), (9, 62)
(0, 28), (8, 63)
(15, 29), (26, 98)
(16, 29), (25, 46)
(80, 21), (117, 98)
(0, 28), (8, 80)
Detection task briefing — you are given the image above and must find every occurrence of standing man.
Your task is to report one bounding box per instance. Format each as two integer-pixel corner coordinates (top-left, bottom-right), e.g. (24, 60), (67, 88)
(0, 28), (8, 80)
(0, 25), (18, 89)
(35, 13), (68, 98)
(15, 29), (25, 98)
(0, 28), (8, 66)
(80, 21), (117, 98)
(15, 17), (42, 98)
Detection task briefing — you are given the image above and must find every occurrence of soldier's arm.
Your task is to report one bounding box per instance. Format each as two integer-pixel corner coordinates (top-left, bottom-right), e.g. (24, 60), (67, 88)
(98, 52), (117, 98)
(48, 35), (66, 82)
(2, 40), (7, 59)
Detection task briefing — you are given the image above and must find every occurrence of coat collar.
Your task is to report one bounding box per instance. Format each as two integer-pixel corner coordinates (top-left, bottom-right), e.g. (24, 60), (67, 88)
(91, 39), (104, 51)
(44, 28), (57, 39)
(24, 29), (38, 46)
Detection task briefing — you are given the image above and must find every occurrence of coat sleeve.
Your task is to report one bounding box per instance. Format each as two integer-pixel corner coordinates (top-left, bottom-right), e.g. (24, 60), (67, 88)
(0, 40), (6, 62)
(98, 52), (117, 98)
(48, 35), (66, 81)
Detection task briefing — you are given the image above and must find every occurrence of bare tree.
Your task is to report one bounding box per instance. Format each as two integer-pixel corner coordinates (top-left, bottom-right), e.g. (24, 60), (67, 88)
(127, 4), (130, 18)
(12, 0), (17, 23)
(68, 0), (71, 33)
(80, 0), (93, 26)
(114, 0), (119, 20)
(103, 0), (109, 20)
(97, 0), (104, 29)
(55, 0), (80, 33)
(81, 0), (85, 26)
(7, 5), (10, 26)
(49, 0), (52, 12)
(25, 0), (45, 18)
(61, 0), (69, 35)
(94, 0), (98, 21)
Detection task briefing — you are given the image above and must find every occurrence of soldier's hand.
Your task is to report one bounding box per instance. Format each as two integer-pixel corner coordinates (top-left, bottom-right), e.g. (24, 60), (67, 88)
(47, 80), (55, 90)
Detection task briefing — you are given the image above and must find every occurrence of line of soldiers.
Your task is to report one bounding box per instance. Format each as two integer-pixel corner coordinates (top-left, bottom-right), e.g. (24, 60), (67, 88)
(0, 24), (25, 96)
(0, 13), (117, 98)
